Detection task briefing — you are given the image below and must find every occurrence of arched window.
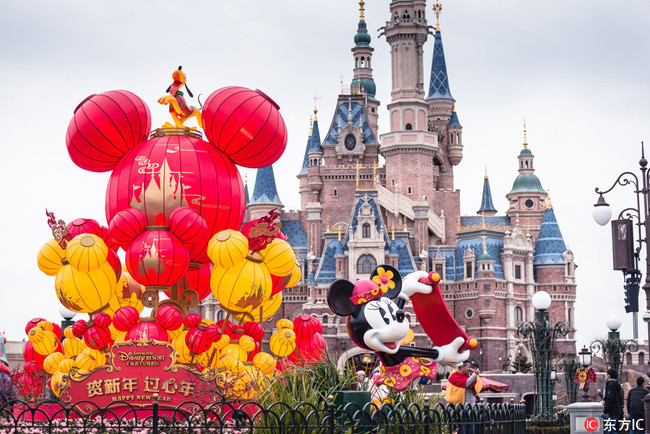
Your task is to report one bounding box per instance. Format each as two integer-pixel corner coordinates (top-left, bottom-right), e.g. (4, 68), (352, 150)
(626, 352), (633, 365)
(333, 189), (338, 197)
(362, 223), (371, 238)
(323, 315), (329, 325)
(405, 123), (413, 130)
(515, 306), (523, 323)
(357, 254), (377, 274)
(639, 352), (645, 365)
(456, 132), (460, 143)
(449, 133), (454, 144)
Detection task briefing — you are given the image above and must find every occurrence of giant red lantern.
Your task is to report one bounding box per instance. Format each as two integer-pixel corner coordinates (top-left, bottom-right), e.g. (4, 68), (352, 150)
(202, 87), (287, 168)
(66, 90), (151, 172)
(125, 229), (189, 287)
(106, 135), (244, 263)
(125, 320), (169, 342)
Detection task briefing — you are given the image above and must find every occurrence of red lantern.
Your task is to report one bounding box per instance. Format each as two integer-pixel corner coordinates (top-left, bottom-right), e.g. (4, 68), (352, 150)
(66, 90), (151, 172)
(205, 323), (221, 342)
(293, 315), (323, 341)
(109, 208), (147, 249)
(106, 135), (244, 263)
(202, 87), (287, 168)
(229, 325), (245, 340)
(125, 320), (169, 342)
(179, 263), (212, 301)
(84, 325), (111, 350)
(183, 313), (202, 329)
(66, 218), (102, 238)
(23, 361), (41, 375)
(125, 229), (189, 287)
(25, 318), (47, 335)
(113, 306), (140, 332)
(289, 333), (327, 364)
(106, 248), (122, 282)
(23, 342), (47, 368)
(156, 304), (183, 331)
(101, 226), (121, 252)
(185, 325), (210, 354)
(51, 323), (63, 341)
(93, 312), (112, 329)
(72, 320), (88, 338)
(243, 322), (264, 342)
(169, 207), (208, 245)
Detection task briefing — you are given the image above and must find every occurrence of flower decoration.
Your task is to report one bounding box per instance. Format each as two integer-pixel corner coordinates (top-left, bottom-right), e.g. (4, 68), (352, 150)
(372, 267), (395, 293)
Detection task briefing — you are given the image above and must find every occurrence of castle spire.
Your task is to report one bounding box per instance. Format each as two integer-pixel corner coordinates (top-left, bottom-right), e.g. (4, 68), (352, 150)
(478, 166), (497, 216)
(299, 112), (322, 175)
(427, 2), (454, 101)
(523, 119), (528, 149)
(351, 0), (376, 99)
(251, 165), (282, 205)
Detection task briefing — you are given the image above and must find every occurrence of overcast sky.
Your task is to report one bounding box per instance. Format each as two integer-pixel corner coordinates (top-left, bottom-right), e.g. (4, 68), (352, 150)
(2, 1), (650, 356)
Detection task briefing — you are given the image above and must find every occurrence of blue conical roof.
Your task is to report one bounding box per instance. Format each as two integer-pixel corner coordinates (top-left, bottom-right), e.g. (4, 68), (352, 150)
(427, 30), (454, 100)
(449, 110), (462, 128)
(534, 207), (567, 265)
(299, 118), (322, 174)
(251, 165), (282, 204)
(244, 180), (250, 205)
(478, 176), (497, 214)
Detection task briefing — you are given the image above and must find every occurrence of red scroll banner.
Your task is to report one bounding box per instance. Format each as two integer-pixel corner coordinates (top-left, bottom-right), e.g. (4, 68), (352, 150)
(59, 341), (215, 413)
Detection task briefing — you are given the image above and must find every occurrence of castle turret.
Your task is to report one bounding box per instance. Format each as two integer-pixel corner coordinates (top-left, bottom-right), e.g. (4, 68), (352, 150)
(478, 167), (497, 216)
(248, 165), (283, 220)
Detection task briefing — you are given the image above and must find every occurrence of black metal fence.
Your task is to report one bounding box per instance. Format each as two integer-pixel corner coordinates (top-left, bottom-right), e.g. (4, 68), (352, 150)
(0, 396), (527, 433)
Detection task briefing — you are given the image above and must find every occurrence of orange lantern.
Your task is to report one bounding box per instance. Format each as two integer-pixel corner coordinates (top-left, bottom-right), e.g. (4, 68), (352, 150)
(207, 230), (249, 268)
(260, 238), (295, 276)
(269, 329), (296, 357)
(211, 252), (271, 315)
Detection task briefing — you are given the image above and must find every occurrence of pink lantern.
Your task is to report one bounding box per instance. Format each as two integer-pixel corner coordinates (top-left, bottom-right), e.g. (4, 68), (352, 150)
(125, 229), (189, 287)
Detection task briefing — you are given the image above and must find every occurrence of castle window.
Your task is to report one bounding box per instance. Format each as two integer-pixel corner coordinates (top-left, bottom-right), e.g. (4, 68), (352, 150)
(456, 132), (460, 143)
(515, 306), (523, 323)
(323, 315), (328, 325)
(465, 308), (474, 319)
(449, 133), (454, 144)
(435, 264), (443, 275)
(405, 123), (413, 130)
(362, 223), (371, 238)
(357, 254), (377, 274)
(333, 189), (338, 197)
(217, 310), (225, 321)
(524, 199), (534, 209)
(515, 265), (522, 279)
(640, 352), (645, 365)
(407, 187), (412, 195)
(466, 262), (473, 279)
(626, 352), (633, 365)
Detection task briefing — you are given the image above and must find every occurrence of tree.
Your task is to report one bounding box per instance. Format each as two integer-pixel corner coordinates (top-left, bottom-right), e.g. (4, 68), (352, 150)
(510, 353), (533, 374)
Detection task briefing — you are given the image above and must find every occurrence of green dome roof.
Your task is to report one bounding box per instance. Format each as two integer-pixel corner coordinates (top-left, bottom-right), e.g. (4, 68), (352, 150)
(351, 78), (376, 97)
(519, 148), (533, 156)
(478, 252), (492, 261)
(509, 173), (545, 194)
(354, 22), (371, 46)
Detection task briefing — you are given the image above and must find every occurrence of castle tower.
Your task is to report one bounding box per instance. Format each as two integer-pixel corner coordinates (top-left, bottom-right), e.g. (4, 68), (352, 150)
(247, 165), (284, 220)
(533, 195), (576, 354)
(351, 0), (380, 138)
(505, 122), (547, 237)
(478, 167), (497, 216)
(298, 114), (322, 210)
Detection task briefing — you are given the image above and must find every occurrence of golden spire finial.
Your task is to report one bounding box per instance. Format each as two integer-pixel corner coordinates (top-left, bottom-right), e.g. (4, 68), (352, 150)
(523, 119), (528, 149)
(327, 217), (332, 232)
(391, 224), (395, 240)
(432, 0), (442, 31)
(337, 225), (342, 241)
(356, 162), (361, 188)
(457, 214), (461, 231)
(359, 0), (365, 22)
(313, 92), (321, 121)
(481, 213), (486, 229)
(484, 164), (488, 179)
(545, 190), (553, 210)
(245, 170), (248, 185)
(340, 75), (344, 95)
(403, 215), (407, 231)
(309, 115), (313, 137)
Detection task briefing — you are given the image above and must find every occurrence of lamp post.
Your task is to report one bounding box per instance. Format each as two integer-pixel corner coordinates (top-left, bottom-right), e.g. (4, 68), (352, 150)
(577, 345), (594, 402)
(590, 314), (637, 381)
(557, 353), (579, 404)
(593, 144), (650, 339)
(58, 306), (76, 335)
(516, 291), (571, 419)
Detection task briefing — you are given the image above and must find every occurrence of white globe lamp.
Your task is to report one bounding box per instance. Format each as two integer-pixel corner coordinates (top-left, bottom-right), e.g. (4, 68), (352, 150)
(606, 314), (622, 331)
(532, 291), (552, 310)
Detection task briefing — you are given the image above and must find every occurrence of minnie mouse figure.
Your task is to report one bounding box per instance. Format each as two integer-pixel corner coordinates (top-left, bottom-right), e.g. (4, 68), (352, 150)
(328, 265), (469, 391)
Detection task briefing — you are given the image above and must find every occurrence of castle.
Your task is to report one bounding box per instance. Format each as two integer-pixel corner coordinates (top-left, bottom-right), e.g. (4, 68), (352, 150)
(198, 0), (577, 372)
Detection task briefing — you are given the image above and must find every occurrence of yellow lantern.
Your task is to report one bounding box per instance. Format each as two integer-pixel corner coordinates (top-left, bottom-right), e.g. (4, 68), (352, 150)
(207, 230), (249, 268)
(269, 329), (296, 357)
(75, 348), (105, 372)
(276, 318), (293, 330)
(253, 352), (277, 376)
(210, 253), (271, 314)
(239, 336), (255, 352)
(37, 321), (54, 332)
(63, 326), (75, 340)
(57, 358), (76, 374)
(108, 324), (126, 343)
(28, 326), (59, 356)
(65, 234), (108, 272)
(217, 353), (244, 374)
(106, 273), (144, 315)
(172, 331), (193, 364)
(63, 336), (87, 359)
(234, 291), (283, 323)
(215, 334), (231, 350)
(37, 239), (66, 276)
(285, 263), (302, 288)
(167, 325), (184, 341)
(260, 239), (295, 276)
(50, 371), (64, 397)
(43, 352), (65, 375)
(222, 343), (247, 362)
(55, 261), (116, 313)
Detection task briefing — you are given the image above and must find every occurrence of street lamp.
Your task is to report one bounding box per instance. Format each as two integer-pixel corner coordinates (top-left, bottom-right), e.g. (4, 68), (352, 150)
(516, 291), (571, 419)
(576, 345), (595, 402)
(593, 145), (650, 339)
(590, 314), (637, 380)
(58, 306), (76, 334)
